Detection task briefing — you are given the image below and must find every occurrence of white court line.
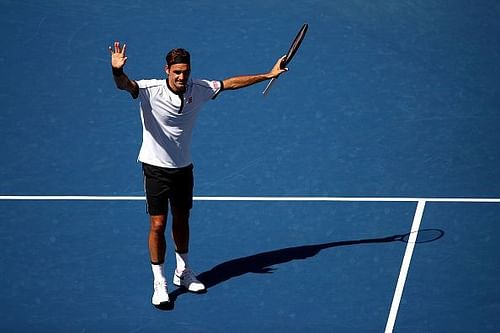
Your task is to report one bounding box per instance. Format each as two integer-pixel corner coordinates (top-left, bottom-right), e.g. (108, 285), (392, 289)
(196, 196), (500, 203)
(0, 195), (500, 202)
(0, 195), (146, 201)
(384, 200), (426, 333)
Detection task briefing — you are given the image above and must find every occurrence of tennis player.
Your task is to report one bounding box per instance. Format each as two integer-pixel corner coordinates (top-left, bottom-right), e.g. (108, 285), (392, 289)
(109, 41), (287, 308)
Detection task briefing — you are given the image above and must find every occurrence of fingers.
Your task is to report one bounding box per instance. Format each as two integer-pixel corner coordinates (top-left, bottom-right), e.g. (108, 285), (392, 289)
(279, 54), (287, 65)
(109, 41), (127, 55)
(271, 55), (287, 74)
(273, 55), (286, 70)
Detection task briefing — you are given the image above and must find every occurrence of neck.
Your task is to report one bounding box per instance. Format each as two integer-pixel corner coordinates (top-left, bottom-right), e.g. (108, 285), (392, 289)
(166, 80), (185, 95)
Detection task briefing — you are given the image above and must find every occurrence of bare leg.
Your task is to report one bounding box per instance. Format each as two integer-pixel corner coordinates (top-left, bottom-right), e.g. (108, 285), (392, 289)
(148, 215), (171, 307)
(149, 215), (167, 264)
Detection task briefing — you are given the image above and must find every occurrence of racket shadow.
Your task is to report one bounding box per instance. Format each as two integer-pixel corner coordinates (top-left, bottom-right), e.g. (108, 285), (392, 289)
(169, 229), (444, 301)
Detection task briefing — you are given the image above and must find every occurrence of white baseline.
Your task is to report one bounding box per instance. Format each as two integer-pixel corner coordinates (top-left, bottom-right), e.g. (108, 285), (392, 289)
(0, 195), (500, 203)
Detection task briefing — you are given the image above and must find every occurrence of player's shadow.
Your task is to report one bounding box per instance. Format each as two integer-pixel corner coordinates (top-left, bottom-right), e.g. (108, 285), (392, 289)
(168, 229), (444, 302)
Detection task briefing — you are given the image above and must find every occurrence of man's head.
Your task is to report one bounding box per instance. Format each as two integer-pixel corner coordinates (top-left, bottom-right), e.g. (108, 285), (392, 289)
(165, 48), (191, 94)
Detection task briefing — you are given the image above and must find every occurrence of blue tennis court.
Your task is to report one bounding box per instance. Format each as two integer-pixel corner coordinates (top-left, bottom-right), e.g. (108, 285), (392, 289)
(1, 0), (500, 332)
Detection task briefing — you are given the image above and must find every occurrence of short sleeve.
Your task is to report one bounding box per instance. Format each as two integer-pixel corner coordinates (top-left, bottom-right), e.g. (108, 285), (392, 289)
(135, 79), (163, 101)
(192, 79), (223, 101)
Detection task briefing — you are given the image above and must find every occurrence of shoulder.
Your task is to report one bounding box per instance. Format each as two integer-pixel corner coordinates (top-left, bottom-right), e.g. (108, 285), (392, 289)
(189, 79), (224, 100)
(136, 79), (165, 89)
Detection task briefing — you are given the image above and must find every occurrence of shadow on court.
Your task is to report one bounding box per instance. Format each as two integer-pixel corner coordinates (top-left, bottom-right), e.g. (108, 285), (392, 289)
(167, 229), (444, 305)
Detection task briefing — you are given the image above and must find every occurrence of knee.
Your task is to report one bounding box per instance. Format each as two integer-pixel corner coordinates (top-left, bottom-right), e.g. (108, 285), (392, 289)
(150, 215), (167, 233)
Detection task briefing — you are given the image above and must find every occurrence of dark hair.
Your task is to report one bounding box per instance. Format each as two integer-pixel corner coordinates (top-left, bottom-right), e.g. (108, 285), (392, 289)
(166, 48), (191, 66)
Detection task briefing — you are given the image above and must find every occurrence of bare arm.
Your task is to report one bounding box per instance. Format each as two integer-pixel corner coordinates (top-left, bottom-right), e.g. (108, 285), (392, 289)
(222, 55), (288, 90)
(109, 41), (139, 98)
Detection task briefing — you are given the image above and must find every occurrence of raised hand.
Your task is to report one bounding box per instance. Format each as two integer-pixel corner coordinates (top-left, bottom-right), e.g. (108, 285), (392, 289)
(109, 41), (128, 69)
(108, 41), (138, 97)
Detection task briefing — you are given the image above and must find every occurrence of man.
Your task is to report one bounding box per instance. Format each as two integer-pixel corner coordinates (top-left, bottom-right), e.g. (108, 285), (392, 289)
(109, 41), (287, 308)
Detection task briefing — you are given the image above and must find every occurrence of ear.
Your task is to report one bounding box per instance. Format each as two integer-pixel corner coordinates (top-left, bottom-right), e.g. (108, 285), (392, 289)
(165, 64), (169, 75)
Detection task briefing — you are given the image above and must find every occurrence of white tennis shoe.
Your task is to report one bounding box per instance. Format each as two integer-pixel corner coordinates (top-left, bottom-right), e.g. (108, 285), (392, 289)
(152, 279), (171, 307)
(173, 269), (206, 293)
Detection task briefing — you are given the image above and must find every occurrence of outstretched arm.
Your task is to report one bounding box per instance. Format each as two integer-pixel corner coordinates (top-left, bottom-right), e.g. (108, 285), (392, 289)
(109, 41), (139, 98)
(221, 55), (288, 90)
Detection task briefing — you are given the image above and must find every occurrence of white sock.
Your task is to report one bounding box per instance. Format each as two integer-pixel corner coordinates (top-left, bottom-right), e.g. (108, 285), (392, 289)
(175, 252), (189, 274)
(151, 263), (166, 282)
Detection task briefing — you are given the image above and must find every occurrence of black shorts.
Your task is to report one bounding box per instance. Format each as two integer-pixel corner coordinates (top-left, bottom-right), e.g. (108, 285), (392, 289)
(142, 163), (194, 215)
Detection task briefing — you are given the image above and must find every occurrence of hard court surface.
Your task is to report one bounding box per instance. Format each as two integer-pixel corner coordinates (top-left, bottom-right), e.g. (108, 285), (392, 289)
(1, 1), (500, 332)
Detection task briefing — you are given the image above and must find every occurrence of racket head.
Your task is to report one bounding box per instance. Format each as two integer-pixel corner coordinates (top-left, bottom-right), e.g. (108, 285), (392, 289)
(282, 23), (308, 68)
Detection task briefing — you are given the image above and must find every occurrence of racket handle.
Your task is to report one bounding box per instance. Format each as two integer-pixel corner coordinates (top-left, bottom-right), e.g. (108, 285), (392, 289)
(262, 78), (277, 96)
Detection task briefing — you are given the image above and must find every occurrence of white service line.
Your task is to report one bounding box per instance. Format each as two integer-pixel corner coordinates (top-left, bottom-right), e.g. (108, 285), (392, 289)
(195, 196), (500, 203)
(0, 195), (145, 201)
(0, 195), (500, 203)
(385, 200), (427, 333)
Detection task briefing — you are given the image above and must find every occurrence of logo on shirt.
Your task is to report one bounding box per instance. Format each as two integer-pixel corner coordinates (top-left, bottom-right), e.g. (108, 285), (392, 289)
(212, 81), (221, 90)
(186, 96), (193, 104)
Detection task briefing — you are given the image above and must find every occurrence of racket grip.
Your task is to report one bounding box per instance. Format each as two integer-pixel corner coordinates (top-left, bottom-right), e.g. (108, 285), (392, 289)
(262, 78), (276, 96)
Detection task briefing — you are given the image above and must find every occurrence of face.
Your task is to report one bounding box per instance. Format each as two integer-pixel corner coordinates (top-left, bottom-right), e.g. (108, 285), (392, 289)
(166, 63), (191, 94)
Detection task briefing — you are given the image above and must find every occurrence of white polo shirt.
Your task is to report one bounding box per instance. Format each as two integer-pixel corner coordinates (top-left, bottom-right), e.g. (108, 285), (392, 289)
(135, 78), (222, 168)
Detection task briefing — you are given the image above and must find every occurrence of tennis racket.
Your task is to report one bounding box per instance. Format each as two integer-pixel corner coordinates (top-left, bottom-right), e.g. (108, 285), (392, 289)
(263, 23), (309, 96)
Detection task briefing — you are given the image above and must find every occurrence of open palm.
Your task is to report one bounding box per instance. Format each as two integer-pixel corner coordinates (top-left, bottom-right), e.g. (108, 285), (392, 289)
(109, 41), (128, 69)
